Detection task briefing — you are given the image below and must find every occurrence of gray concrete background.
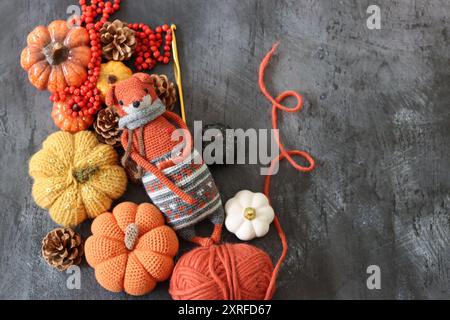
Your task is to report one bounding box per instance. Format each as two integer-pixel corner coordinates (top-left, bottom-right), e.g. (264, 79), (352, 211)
(0, 0), (449, 300)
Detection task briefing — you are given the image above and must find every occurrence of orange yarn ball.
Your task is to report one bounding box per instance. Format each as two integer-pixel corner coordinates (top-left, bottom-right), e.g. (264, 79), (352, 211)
(169, 243), (274, 300)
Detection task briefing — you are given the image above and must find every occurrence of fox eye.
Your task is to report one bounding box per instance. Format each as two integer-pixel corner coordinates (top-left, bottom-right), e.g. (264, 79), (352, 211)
(144, 88), (149, 94)
(119, 100), (124, 106)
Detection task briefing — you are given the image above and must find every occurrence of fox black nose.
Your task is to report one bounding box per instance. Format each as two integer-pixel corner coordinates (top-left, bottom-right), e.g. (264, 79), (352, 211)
(133, 101), (140, 108)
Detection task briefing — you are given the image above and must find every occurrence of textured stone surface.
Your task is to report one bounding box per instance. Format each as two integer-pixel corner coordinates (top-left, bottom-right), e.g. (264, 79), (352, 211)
(1, 0), (449, 299)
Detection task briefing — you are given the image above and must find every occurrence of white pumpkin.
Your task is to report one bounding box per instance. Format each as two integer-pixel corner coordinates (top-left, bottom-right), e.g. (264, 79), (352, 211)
(225, 190), (275, 241)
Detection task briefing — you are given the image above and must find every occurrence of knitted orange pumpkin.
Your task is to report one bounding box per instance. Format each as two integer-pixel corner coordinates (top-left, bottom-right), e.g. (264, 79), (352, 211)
(85, 202), (179, 296)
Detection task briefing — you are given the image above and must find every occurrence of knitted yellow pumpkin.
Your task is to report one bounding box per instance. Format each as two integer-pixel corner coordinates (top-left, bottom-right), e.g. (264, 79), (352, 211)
(29, 131), (127, 226)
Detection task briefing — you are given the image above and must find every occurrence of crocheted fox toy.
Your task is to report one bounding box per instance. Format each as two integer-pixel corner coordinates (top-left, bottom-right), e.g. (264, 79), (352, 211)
(106, 73), (223, 246)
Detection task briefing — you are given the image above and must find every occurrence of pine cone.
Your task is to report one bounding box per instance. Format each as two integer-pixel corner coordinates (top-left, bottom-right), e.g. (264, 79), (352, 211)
(100, 20), (136, 61)
(42, 228), (84, 272)
(94, 107), (122, 147)
(150, 74), (177, 110)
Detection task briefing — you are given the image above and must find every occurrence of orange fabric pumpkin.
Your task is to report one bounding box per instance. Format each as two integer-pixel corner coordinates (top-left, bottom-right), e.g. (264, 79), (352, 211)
(20, 20), (91, 93)
(51, 98), (94, 133)
(85, 202), (179, 296)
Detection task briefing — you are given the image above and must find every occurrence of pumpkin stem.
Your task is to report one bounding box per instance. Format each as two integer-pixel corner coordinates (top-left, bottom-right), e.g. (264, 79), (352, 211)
(44, 42), (69, 65)
(107, 74), (118, 84)
(244, 207), (257, 221)
(124, 224), (139, 250)
(72, 166), (98, 184)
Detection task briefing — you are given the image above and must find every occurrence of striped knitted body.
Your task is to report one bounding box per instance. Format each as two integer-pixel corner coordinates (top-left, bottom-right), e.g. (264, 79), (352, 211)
(142, 149), (224, 239)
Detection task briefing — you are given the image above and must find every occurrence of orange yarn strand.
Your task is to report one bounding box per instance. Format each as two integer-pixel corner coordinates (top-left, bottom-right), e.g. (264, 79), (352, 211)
(259, 43), (316, 300)
(169, 43), (316, 301)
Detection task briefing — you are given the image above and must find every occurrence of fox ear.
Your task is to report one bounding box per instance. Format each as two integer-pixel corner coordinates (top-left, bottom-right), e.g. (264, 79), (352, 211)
(105, 85), (117, 107)
(133, 72), (153, 85)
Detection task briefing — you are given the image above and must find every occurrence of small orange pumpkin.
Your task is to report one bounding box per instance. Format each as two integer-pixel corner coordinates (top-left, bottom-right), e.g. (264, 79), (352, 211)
(51, 98), (94, 133)
(85, 202), (179, 296)
(20, 20), (91, 93)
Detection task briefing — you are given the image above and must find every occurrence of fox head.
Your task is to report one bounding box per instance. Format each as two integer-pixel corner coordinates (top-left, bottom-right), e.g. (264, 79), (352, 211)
(105, 73), (159, 117)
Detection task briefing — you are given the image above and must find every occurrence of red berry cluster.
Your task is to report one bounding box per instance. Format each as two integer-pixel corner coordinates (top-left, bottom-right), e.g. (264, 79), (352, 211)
(129, 23), (172, 71)
(49, 0), (173, 119)
(50, 0), (122, 117)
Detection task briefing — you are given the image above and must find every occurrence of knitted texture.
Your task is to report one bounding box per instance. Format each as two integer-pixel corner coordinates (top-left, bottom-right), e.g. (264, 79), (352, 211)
(85, 202), (179, 296)
(107, 73), (181, 159)
(106, 73), (224, 243)
(142, 149), (224, 233)
(29, 131), (127, 227)
(118, 98), (166, 130)
(169, 243), (274, 300)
